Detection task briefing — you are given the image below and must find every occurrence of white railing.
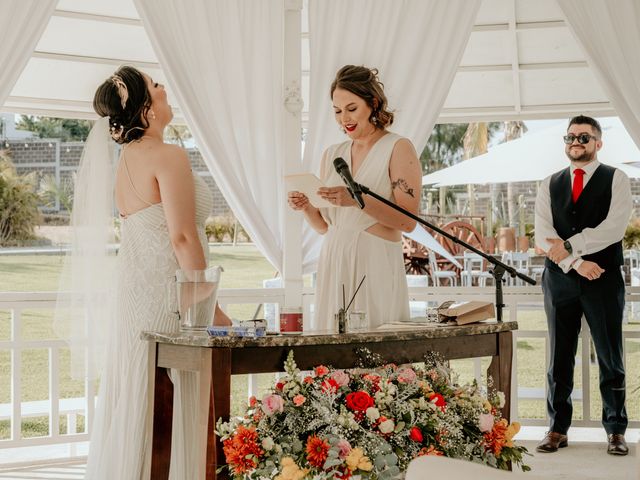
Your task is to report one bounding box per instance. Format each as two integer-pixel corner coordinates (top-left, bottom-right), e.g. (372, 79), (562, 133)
(1, 286), (639, 453)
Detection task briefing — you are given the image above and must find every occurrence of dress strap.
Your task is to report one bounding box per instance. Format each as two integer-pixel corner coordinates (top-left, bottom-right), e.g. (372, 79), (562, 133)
(121, 145), (155, 207)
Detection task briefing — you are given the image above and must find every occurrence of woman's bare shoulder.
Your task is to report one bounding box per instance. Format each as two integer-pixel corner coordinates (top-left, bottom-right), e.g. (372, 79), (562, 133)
(390, 136), (418, 159)
(153, 143), (189, 164)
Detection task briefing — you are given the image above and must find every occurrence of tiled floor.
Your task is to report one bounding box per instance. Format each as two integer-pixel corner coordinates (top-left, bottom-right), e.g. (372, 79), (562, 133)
(0, 436), (637, 479)
(0, 461), (85, 479)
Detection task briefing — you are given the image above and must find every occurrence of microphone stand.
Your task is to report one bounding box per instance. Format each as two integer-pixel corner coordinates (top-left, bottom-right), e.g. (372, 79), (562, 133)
(355, 183), (536, 323)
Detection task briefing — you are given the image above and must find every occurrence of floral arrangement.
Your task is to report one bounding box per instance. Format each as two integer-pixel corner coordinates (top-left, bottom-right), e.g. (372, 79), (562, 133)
(216, 350), (530, 479)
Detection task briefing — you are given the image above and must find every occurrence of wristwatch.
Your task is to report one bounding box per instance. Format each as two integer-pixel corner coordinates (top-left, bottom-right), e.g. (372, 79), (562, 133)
(563, 240), (573, 254)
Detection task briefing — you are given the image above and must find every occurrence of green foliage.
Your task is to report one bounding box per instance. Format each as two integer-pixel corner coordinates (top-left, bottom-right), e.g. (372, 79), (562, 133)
(623, 218), (640, 250)
(164, 124), (193, 147)
(205, 214), (250, 243)
(206, 215), (234, 242)
(524, 223), (535, 242)
(420, 122), (502, 173)
(0, 151), (41, 246)
(420, 123), (468, 173)
(39, 174), (74, 212)
(16, 115), (93, 142)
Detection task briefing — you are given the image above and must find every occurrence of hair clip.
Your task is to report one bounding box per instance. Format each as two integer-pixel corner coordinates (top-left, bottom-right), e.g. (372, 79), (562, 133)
(109, 123), (124, 141)
(111, 75), (129, 109)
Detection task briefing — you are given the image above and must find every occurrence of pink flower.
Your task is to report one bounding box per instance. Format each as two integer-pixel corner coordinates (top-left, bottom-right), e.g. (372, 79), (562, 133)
(397, 367), (417, 384)
(314, 365), (329, 377)
(478, 412), (494, 433)
(337, 439), (352, 458)
(261, 394), (284, 416)
(293, 394), (306, 406)
(330, 370), (350, 387)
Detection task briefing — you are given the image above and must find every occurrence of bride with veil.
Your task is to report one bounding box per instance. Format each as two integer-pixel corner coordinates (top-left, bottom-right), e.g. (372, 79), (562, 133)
(56, 65), (231, 479)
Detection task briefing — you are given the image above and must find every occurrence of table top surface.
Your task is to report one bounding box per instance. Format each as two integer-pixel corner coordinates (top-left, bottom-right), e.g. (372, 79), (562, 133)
(142, 320), (517, 348)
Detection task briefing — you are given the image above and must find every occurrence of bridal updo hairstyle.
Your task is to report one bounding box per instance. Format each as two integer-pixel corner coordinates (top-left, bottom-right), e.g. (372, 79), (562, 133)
(330, 65), (394, 130)
(93, 65), (153, 144)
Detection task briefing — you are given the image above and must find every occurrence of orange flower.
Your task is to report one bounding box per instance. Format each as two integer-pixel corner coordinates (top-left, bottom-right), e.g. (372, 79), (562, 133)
(306, 435), (330, 468)
(483, 418), (509, 456)
(418, 445), (444, 456)
(223, 425), (263, 475)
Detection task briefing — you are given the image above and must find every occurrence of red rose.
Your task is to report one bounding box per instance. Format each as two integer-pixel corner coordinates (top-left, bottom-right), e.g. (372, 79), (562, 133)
(322, 378), (340, 393)
(429, 393), (446, 411)
(275, 382), (285, 391)
(410, 427), (423, 442)
(345, 391), (374, 412)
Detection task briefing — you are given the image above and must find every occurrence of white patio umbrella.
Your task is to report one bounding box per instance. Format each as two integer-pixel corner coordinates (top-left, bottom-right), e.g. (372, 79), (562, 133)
(422, 117), (640, 186)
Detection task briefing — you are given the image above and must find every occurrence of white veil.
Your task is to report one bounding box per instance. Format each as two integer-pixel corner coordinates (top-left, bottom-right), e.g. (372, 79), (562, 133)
(54, 117), (119, 380)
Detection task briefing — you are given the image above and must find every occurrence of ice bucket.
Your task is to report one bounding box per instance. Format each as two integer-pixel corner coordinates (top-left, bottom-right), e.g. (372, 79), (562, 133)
(170, 267), (223, 331)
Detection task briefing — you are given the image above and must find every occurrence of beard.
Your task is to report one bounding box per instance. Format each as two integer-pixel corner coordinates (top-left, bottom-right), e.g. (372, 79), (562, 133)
(565, 147), (595, 163)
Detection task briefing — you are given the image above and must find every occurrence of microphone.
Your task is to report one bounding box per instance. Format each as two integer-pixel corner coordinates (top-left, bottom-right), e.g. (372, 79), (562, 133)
(333, 157), (365, 209)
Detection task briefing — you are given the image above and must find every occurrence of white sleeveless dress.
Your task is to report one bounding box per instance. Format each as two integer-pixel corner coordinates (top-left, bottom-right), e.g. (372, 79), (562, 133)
(85, 169), (212, 479)
(314, 132), (410, 331)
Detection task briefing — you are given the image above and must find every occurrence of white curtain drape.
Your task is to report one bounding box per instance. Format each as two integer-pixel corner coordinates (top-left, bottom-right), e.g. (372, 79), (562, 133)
(0, 0), (56, 106)
(558, 0), (640, 147)
(302, 0), (481, 270)
(134, 0), (286, 271)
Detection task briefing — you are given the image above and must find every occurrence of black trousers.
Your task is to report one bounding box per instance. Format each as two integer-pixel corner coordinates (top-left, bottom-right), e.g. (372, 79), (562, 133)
(542, 266), (627, 435)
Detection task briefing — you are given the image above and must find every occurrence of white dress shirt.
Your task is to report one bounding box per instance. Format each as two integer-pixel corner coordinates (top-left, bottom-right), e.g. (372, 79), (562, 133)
(535, 159), (632, 273)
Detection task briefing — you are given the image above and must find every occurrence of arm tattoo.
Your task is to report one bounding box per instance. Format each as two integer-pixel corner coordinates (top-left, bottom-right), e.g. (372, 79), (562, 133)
(391, 178), (415, 198)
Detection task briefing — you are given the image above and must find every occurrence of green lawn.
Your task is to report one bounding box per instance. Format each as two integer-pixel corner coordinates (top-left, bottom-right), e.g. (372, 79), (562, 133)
(1, 248), (639, 439)
(0, 245), (279, 438)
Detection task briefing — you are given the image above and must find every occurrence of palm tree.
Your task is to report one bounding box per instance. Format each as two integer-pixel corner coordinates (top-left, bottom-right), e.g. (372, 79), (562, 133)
(462, 123), (489, 217)
(503, 121), (527, 229)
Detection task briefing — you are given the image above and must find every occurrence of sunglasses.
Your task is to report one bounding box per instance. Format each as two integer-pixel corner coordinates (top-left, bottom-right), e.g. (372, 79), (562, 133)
(563, 133), (597, 145)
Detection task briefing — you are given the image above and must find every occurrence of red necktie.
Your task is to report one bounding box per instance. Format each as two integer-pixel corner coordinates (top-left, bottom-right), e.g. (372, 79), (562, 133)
(572, 168), (585, 203)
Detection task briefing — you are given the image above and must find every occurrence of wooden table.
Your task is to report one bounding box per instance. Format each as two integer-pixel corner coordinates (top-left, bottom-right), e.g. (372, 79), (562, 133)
(143, 321), (517, 479)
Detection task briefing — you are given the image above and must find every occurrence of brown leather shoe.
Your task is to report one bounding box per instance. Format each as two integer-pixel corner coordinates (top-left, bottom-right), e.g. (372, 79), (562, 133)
(607, 434), (628, 456)
(536, 431), (568, 453)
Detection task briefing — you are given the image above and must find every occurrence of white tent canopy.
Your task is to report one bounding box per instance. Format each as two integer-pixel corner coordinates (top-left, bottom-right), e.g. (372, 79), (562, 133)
(422, 117), (640, 186)
(0, 0), (624, 123)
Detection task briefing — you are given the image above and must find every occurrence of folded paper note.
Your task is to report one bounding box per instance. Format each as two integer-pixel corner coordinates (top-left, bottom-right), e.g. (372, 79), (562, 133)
(284, 173), (331, 208)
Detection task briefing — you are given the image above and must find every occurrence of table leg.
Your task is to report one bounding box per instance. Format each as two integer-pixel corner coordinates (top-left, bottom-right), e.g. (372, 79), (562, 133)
(207, 348), (232, 479)
(149, 358), (174, 479)
(487, 331), (513, 422)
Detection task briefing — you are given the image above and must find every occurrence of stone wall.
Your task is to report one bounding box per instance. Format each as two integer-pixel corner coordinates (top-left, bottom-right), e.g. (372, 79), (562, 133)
(6, 139), (233, 216)
(7, 138), (640, 225)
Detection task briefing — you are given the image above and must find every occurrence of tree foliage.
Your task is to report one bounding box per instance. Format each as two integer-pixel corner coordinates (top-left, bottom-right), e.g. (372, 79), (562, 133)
(419, 122), (502, 174)
(0, 150), (41, 246)
(419, 123), (468, 173)
(16, 116), (93, 142)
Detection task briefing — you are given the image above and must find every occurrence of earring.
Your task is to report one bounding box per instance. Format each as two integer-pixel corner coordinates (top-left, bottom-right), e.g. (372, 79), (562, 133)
(149, 110), (157, 120)
(371, 116), (378, 126)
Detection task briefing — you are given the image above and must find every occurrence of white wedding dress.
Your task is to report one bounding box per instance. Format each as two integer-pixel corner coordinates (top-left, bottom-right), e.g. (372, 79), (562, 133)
(85, 173), (212, 480)
(314, 132), (410, 330)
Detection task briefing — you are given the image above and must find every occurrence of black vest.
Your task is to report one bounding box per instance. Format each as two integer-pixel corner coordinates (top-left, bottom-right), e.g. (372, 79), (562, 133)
(546, 163), (623, 271)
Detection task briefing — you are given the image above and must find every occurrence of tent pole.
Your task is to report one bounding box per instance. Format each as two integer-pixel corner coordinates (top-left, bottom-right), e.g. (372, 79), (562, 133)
(281, 0), (304, 312)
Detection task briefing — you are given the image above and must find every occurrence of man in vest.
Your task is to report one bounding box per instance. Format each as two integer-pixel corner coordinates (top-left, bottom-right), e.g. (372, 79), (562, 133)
(534, 115), (630, 456)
